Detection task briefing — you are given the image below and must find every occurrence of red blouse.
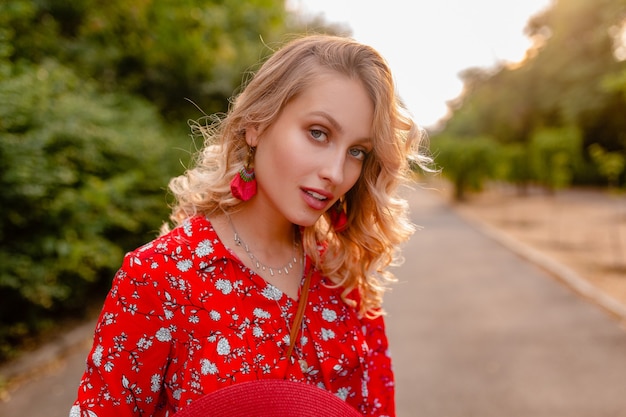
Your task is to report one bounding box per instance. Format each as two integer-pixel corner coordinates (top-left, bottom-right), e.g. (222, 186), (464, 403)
(70, 216), (395, 416)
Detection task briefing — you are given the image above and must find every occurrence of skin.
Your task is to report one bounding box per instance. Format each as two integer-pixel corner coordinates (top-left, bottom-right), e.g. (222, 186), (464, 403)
(213, 70), (374, 298)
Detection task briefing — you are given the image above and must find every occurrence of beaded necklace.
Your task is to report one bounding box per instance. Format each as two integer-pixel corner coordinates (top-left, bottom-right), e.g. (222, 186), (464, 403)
(227, 216), (299, 277)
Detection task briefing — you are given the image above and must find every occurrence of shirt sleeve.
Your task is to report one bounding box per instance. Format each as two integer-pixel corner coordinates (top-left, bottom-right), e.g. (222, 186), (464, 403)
(70, 251), (173, 417)
(363, 313), (396, 417)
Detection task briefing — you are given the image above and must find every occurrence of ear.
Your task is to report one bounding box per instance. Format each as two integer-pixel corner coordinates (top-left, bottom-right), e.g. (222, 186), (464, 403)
(244, 125), (260, 147)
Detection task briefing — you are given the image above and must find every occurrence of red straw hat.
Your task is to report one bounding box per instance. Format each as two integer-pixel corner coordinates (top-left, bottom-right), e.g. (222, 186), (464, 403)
(172, 379), (362, 417)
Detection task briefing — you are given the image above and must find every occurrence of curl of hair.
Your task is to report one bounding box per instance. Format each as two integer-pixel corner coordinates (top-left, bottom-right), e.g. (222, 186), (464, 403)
(163, 34), (433, 318)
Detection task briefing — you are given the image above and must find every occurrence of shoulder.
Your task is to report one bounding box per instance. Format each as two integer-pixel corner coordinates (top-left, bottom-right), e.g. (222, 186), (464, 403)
(107, 216), (242, 317)
(137, 216), (217, 253)
(118, 216), (233, 281)
(133, 216), (225, 259)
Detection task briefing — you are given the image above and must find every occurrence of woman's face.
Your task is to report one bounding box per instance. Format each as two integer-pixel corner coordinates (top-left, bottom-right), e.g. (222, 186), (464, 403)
(247, 71), (374, 227)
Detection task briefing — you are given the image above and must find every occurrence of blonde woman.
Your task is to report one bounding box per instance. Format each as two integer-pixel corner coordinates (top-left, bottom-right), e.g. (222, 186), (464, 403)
(71, 34), (430, 417)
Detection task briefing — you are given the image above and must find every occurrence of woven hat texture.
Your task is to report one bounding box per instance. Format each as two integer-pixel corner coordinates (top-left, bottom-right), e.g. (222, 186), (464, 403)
(172, 379), (362, 417)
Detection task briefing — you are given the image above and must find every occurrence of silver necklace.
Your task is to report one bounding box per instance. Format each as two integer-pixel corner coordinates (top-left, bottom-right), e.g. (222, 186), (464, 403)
(227, 216), (299, 276)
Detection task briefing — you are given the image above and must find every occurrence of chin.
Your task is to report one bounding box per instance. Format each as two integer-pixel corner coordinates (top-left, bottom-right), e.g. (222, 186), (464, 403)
(290, 214), (322, 229)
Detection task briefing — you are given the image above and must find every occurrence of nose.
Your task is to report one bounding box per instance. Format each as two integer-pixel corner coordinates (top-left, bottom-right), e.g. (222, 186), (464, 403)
(319, 150), (346, 186)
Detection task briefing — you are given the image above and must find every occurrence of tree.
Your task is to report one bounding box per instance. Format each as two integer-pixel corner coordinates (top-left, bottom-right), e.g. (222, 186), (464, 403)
(0, 58), (183, 359)
(588, 144), (626, 268)
(589, 144), (626, 189)
(0, 0), (343, 361)
(432, 135), (499, 201)
(529, 125), (582, 192)
(439, 0), (626, 188)
(2, 0), (293, 121)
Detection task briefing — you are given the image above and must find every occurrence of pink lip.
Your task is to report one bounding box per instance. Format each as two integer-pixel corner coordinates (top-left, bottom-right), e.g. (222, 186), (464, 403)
(301, 188), (334, 211)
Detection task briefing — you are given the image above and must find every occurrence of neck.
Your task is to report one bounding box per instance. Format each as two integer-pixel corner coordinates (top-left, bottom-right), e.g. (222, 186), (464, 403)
(211, 203), (303, 298)
(229, 204), (295, 251)
(226, 204), (301, 276)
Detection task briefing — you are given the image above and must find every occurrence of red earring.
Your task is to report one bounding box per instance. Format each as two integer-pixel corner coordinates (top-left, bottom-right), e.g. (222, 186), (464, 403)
(230, 147), (257, 201)
(329, 199), (348, 233)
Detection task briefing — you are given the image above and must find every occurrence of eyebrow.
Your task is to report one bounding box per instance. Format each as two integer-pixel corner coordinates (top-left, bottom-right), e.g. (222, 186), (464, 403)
(308, 111), (373, 147)
(309, 111), (344, 134)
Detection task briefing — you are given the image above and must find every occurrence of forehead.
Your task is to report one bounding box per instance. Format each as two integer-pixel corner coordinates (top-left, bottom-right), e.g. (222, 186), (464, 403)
(288, 71), (374, 139)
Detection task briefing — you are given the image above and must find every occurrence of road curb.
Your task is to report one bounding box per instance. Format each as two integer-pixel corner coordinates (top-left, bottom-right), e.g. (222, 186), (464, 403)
(455, 207), (626, 323)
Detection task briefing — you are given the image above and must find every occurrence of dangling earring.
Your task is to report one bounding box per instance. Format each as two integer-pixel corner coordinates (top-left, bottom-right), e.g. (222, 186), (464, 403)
(230, 146), (257, 201)
(329, 199), (348, 233)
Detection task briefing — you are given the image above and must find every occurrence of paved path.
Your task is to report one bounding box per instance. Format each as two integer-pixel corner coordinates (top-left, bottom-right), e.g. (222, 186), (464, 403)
(1, 186), (626, 417)
(386, 186), (626, 417)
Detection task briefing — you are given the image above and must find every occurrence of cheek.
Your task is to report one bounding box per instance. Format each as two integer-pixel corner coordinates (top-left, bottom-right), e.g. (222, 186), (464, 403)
(256, 136), (304, 182)
(342, 164), (364, 193)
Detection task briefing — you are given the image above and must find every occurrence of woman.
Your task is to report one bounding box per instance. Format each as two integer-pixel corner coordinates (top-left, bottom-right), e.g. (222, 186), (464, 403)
(70, 34), (431, 416)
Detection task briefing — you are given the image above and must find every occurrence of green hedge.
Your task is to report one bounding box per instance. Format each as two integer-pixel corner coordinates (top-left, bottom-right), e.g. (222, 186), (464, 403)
(0, 60), (183, 360)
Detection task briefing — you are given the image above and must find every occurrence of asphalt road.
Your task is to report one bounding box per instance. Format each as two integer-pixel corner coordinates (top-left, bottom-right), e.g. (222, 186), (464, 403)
(1, 185), (626, 417)
(386, 185), (626, 417)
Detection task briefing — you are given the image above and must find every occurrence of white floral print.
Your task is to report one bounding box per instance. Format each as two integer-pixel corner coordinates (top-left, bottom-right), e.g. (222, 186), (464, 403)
(69, 216), (394, 417)
(322, 308), (338, 322)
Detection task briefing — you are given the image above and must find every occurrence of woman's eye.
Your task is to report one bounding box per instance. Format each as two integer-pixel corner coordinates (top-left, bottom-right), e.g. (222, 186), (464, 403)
(309, 129), (327, 142)
(349, 148), (368, 161)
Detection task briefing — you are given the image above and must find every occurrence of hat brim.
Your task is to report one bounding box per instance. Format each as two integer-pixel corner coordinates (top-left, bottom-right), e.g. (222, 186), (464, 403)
(172, 379), (362, 417)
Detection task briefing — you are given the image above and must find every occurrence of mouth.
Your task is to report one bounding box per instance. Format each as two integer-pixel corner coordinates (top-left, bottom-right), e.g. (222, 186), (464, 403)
(301, 188), (333, 211)
(305, 190), (329, 201)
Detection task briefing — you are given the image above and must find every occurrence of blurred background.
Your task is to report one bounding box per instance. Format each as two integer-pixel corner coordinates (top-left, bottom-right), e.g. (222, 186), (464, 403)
(1, 0), (625, 407)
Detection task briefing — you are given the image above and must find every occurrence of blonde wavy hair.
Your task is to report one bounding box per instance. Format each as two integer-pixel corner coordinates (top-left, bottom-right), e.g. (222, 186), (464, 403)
(165, 34), (431, 317)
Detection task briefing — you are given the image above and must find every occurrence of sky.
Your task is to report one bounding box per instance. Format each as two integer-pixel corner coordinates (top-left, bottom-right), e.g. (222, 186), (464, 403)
(288, 0), (553, 129)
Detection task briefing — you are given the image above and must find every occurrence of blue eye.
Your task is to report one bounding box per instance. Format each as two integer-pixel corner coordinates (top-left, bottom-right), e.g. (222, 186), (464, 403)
(310, 129), (327, 142)
(349, 148), (368, 161)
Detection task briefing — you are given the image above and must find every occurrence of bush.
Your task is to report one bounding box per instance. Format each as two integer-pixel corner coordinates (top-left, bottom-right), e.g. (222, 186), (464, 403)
(529, 125), (583, 192)
(0, 60), (181, 360)
(496, 143), (534, 193)
(432, 135), (500, 201)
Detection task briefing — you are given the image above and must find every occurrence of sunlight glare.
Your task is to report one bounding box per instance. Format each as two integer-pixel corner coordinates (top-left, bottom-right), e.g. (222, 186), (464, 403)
(288, 0), (553, 128)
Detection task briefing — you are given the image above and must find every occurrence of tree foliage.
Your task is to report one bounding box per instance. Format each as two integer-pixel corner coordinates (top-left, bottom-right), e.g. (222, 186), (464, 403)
(528, 125), (582, 192)
(432, 136), (499, 200)
(0, 58), (180, 359)
(0, 0), (337, 361)
(3, 0), (291, 121)
(589, 143), (626, 188)
(435, 0), (626, 191)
